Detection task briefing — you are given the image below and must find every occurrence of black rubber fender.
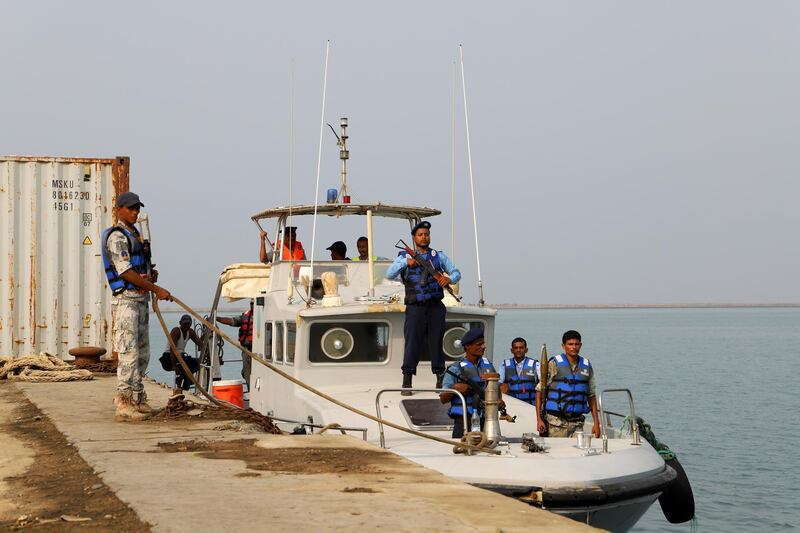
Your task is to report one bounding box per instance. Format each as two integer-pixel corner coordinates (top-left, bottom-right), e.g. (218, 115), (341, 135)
(659, 457), (695, 523)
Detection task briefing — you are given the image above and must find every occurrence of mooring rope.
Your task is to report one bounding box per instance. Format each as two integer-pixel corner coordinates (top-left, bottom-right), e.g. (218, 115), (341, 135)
(158, 295), (500, 455)
(622, 415), (677, 461)
(152, 299), (281, 434)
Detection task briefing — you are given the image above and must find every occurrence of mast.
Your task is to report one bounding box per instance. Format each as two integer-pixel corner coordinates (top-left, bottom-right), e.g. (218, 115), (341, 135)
(338, 118), (349, 201)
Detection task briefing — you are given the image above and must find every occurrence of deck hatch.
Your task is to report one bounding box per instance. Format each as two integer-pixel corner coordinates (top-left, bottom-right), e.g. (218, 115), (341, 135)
(400, 399), (454, 431)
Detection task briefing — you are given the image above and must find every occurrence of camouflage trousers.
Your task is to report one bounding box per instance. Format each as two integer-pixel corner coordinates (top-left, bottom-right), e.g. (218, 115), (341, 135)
(545, 413), (585, 438)
(112, 297), (150, 393)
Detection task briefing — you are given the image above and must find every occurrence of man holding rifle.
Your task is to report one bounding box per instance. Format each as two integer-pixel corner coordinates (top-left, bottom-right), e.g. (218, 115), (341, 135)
(386, 221), (461, 394)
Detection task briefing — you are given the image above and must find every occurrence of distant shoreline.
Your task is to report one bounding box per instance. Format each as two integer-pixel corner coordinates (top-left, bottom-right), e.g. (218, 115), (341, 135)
(155, 303), (800, 313)
(491, 303), (800, 310)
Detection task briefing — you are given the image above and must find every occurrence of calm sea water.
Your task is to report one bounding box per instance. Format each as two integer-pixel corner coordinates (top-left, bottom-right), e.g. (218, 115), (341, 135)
(148, 307), (799, 532)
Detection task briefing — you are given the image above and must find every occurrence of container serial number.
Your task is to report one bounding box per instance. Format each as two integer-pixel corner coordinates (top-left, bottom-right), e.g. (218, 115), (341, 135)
(52, 191), (89, 200)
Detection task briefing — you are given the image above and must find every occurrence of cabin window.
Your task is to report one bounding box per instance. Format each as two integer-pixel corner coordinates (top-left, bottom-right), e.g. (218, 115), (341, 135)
(415, 320), (487, 361)
(274, 321), (284, 363)
(286, 322), (296, 365)
(263, 322), (273, 361)
(291, 264), (350, 286)
(309, 322), (390, 364)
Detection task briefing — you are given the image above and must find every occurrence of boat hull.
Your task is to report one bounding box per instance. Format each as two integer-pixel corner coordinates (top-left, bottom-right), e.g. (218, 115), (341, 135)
(473, 464), (675, 532)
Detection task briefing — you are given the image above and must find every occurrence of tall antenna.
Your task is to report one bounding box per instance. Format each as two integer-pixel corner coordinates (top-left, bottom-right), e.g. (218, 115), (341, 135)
(459, 45), (485, 306)
(286, 60), (295, 260)
(450, 61), (456, 259)
(309, 40), (331, 298)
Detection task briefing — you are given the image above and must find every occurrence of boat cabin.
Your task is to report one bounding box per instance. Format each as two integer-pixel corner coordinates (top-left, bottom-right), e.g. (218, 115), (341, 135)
(206, 202), (497, 424)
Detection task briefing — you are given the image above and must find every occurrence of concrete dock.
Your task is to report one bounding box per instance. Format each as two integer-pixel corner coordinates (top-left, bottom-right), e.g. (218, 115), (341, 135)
(0, 376), (595, 532)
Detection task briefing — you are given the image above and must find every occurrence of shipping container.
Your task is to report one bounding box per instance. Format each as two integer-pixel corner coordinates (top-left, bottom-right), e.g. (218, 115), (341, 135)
(0, 156), (129, 358)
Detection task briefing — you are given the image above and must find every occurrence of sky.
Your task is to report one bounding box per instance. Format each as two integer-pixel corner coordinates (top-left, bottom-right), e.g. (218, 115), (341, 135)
(2, 1), (799, 306)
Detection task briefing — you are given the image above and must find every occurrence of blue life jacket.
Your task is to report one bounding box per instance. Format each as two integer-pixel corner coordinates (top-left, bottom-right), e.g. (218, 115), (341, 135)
(101, 225), (149, 295)
(399, 249), (444, 304)
(545, 354), (593, 420)
(446, 357), (494, 418)
(502, 357), (538, 404)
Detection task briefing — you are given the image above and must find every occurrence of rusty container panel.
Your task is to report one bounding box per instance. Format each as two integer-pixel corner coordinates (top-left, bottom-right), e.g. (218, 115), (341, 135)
(0, 156), (130, 359)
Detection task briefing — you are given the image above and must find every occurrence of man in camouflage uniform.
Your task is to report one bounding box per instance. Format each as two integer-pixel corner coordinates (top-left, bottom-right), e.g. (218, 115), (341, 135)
(102, 192), (171, 421)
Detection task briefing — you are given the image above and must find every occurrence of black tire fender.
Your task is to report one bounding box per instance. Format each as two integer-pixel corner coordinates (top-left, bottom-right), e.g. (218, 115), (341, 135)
(659, 457), (695, 524)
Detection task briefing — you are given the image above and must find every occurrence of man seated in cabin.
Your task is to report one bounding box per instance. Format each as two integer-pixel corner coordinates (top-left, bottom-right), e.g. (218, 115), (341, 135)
(535, 330), (601, 438)
(159, 314), (201, 391)
(326, 241), (350, 260)
(499, 337), (538, 405)
(351, 236), (387, 261)
(351, 236), (370, 260)
(439, 328), (498, 438)
(260, 226), (306, 263)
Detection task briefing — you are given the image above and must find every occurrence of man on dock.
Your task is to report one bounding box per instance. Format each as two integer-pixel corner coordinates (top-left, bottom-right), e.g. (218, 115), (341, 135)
(101, 192), (171, 422)
(160, 314), (201, 391)
(439, 328), (497, 438)
(500, 337), (538, 405)
(385, 220), (461, 394)
(535, 330), (601, 438)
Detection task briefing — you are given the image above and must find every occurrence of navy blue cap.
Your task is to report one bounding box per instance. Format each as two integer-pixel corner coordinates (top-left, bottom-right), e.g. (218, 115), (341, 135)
(461, 327), (485, 347)
(411, 220), (431, 235)
(326, 241), (347, 255)
(116, 191), (144, 208)
(179, 314), (192, 324)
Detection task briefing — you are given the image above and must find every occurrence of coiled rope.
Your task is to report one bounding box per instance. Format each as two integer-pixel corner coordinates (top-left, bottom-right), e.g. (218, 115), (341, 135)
(154, 296), (500, 455)
(0, 353), (93, 382)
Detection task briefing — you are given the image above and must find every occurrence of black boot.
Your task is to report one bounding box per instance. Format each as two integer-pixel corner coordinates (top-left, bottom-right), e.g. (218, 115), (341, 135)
(401, 373), (413, 396)
(435, 371), (445, 389)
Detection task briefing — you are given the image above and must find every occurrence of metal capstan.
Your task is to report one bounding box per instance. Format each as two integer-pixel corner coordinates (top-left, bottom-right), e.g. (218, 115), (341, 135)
(481, 372), (503, 448)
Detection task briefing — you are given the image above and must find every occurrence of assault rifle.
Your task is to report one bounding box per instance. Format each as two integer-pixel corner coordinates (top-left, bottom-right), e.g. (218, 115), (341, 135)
(395, 239), (462, 301)
(137, 214), (156, 310)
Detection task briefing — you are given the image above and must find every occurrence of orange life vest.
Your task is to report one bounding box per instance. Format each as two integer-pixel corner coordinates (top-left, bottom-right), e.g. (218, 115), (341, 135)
(277, 240), (306, 261)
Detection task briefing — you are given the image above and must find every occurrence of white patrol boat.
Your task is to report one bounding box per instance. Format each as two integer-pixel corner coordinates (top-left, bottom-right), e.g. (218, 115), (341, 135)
(197, 207), (693, 532)
(195, 117), (693, 532)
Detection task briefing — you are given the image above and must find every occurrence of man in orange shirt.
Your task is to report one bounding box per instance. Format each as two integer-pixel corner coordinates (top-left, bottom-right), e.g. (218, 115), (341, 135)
(260, 226), (306, 262)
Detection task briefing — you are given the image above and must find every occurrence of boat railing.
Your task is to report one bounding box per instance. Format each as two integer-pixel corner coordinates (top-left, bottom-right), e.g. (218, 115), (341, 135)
(266, 413), (368, 441)
(375, 388), (469, 449)
(597, 388), (641, 453)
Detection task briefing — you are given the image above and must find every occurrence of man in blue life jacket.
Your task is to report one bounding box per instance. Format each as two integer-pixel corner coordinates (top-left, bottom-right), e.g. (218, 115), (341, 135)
(439, 328), (498, 438)
(499, 337), (539, 405)
(385, 221), (461, 394)
(101, 192), (171, 422)
(535, 330), (601, 438)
